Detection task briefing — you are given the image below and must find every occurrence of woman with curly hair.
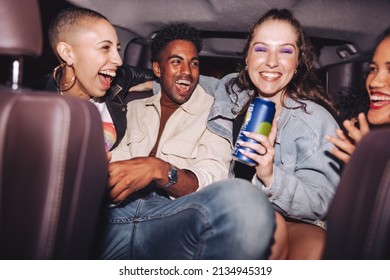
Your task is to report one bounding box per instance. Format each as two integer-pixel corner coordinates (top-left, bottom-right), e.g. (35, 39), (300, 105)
(327, 26), (390, 164)
(202, 8), (341, 259)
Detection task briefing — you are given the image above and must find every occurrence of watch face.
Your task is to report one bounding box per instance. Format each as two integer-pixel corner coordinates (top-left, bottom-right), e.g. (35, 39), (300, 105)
(163, 166), (178, 189)
(169, 167), (178, 183)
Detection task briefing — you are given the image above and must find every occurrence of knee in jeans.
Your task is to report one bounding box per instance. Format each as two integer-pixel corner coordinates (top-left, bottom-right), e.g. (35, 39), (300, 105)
(210, 178), (273, 215)
(208, 178), (275, 246)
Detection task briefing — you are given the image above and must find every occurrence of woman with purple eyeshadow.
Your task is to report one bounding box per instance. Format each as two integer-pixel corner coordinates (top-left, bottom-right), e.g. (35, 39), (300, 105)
(203, 8), (341, 259)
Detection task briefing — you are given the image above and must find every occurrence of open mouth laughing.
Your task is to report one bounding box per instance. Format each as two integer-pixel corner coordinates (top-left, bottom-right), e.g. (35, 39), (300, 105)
(175, 78), (192, 93)
(370, 93), (390, 109)
(98, 69), (116, 89)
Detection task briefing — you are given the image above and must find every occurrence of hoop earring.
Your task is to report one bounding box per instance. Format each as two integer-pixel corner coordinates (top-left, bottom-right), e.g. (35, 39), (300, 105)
(53, 63), (76, 93)
(245, 65), (248, 71)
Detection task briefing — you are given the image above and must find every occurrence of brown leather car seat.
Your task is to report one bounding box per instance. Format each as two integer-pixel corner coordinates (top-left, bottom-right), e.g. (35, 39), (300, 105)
(0, 0), (108, 259)
(0, 91), (108, 259)
(0, 0), (43, 90)
(323, 128), (390, 259)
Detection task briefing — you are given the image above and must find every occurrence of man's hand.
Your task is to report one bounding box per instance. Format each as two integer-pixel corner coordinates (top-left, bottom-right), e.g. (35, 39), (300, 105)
(108, 157), (166, 202)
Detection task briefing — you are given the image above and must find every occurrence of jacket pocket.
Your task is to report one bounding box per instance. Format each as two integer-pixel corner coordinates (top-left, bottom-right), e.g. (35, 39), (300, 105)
(126, 129), (146, 145)
(161, 140), (199, 159)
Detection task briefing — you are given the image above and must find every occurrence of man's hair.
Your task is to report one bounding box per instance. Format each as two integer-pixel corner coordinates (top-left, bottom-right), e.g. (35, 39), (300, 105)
(48, 7), (108, 54)
(150, 23), (202, 62)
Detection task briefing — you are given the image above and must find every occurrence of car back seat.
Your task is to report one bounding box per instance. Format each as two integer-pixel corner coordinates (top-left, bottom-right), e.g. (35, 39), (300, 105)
(122, 38), (154, 102)
(123, 38), (152, 70)
(318, 60), (370, 124)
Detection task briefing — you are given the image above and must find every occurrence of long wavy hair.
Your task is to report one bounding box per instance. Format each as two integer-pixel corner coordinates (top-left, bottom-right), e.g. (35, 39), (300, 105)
(227, 8), (336, 116)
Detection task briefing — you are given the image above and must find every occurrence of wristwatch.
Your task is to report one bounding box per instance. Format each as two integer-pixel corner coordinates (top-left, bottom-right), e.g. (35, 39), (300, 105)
(162, 164), (178, 189)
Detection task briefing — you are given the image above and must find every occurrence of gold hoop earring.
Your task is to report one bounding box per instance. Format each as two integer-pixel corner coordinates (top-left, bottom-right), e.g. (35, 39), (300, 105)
(53, 63), (76, 93)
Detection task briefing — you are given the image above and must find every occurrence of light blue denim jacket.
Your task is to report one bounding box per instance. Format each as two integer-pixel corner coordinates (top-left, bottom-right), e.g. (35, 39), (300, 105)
(154, 73), (341, 227)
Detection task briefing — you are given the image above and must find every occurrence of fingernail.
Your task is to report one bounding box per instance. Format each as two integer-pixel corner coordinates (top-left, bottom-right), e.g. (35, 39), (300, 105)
(108, 200), (121, 208)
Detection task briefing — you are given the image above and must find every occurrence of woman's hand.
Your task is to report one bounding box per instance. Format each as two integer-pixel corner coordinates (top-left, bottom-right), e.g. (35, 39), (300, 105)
(327, 112), (370, 164)
(237, 117), (278, 187)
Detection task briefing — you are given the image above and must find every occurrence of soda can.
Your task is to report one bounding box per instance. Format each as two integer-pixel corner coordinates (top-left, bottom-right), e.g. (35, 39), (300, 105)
(232, 97), (275, 166)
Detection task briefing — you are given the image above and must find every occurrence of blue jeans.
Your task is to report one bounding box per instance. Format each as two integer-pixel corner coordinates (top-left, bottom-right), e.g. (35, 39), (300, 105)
(97, 178), (275, 259)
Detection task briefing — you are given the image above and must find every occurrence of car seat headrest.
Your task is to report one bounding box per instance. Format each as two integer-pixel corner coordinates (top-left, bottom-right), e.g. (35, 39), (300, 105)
(123, 38), (152, 70)
(0, 0), (43, 57)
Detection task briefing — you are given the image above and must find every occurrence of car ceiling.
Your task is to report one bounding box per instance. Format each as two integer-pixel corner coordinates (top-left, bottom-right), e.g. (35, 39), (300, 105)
(67, 0), (389, 66)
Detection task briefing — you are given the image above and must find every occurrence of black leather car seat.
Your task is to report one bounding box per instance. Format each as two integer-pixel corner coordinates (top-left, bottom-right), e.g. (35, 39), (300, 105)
(318, 60), (370, 124)
(122, 38), (154, 103)
(123, 38), (152, 70)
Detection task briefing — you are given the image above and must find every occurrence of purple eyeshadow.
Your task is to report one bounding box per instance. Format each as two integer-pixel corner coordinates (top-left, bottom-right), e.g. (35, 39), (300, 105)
(254, 46), (267, 52)
(280, 48), (293, 54)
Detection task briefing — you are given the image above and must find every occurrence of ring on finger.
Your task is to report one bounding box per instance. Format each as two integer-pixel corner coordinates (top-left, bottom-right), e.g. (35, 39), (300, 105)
(258, 146), (268, 156)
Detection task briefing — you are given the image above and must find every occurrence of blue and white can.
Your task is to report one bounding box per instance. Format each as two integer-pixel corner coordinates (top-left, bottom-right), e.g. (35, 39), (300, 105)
(232, 97), (276, 166)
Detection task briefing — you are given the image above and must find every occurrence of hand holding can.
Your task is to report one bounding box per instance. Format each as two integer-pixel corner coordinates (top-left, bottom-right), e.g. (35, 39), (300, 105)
(233, 97), (276, 166)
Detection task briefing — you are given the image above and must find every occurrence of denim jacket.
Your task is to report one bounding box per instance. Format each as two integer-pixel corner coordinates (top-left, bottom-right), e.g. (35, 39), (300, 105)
(188, 73), (341, 227)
